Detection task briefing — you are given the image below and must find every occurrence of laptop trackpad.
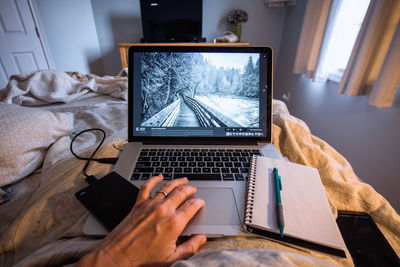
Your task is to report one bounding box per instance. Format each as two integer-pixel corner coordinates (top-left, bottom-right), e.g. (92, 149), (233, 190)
(188, 188), (240, 226)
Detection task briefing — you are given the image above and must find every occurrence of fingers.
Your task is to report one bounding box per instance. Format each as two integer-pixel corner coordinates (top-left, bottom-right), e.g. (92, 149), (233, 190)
(175, 197), (205, 219)
(169, 234), (207, 262)
(163, 184), (198, 210)
(135, 174), (164, 205)
(174, 198), (205, 233)
(152, 177), (189, 201)
(136, 175), (198, 213)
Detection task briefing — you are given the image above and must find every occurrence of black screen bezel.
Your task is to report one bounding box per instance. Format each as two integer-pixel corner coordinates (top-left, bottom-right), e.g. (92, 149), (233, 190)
(128, 45), (273, 143)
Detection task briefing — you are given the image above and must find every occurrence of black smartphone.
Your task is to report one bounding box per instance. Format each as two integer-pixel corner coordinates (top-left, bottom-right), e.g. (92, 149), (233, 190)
(75, 172), (140, 231)
(336, 211), (400, 267)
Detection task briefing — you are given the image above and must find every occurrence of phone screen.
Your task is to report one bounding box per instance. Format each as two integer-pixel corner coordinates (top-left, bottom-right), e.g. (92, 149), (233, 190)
(75, 172), (140, 231)
(336, 212), (400, 267)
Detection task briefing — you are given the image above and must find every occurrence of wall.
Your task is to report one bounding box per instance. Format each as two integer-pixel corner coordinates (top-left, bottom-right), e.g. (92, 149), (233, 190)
(202, 0), (285, 50)
(33, 0), (103, 74)
(274, 0), (400, 212)
(90, 0), (286, 75)
(34, 0), (285, 75)
(90, 0), (142, 75)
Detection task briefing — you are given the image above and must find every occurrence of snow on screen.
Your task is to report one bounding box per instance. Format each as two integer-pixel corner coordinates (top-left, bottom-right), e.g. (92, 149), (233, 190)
(140, 52), (260, 128)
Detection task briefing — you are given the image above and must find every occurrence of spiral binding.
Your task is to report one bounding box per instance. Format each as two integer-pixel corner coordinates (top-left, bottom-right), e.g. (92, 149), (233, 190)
(244, 155), (258, 226)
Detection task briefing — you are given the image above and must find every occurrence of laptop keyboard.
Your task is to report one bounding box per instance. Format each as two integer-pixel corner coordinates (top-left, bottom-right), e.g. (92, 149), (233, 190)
(132, 148), (261, 181)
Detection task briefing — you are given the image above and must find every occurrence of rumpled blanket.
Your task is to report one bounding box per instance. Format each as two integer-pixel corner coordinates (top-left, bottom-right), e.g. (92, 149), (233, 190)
(0, 70), (127, 106)
(0, 90), (399, 266)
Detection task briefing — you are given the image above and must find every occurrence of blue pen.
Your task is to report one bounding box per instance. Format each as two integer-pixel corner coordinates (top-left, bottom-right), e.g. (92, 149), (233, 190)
(273, 168), (285, 238)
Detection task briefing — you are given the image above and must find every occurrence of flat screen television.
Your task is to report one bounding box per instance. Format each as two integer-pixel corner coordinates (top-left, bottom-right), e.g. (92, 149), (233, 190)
(140, 0), (203, 42)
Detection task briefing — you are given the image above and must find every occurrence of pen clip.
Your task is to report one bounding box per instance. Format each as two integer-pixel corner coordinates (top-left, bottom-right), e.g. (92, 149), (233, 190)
(278, 175), (282, 191)
(273, 168), (282, 191)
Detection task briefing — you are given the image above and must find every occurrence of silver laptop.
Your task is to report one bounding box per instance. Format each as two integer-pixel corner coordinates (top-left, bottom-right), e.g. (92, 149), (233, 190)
(84, 45), (281, 237)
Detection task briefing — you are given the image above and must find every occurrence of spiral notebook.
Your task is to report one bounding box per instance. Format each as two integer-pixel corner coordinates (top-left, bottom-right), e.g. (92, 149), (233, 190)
(244, 155), (347, 257)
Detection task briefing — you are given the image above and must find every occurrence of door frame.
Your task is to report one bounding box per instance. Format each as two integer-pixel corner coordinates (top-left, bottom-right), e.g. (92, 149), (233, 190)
(27, 0), (54, 69)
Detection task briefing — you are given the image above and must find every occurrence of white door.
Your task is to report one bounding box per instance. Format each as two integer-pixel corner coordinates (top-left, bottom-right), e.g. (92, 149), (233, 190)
(0, 0), (50, 89)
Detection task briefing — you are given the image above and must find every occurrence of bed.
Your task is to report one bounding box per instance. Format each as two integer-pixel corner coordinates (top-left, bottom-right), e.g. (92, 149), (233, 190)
(0, 70), (399, 266)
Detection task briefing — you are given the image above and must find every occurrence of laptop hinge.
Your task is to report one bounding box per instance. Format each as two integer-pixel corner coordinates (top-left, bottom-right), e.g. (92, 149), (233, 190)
(142, 139), (259, 146)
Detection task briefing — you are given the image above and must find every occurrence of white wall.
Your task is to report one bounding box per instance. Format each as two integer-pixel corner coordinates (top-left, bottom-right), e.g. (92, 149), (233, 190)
(33, 0), (103, 74)
(35, 0), (286, 76)
(274, 0), (400, 212)
(90, 0), (142, 76)
(202, 0), (285, 49)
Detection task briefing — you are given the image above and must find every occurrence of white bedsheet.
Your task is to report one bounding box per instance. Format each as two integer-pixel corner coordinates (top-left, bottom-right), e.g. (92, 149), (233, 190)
(0, 70), (127, 106)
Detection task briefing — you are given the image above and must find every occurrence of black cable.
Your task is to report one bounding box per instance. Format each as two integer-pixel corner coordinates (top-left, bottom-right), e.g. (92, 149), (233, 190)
(70, 128), (118, 183)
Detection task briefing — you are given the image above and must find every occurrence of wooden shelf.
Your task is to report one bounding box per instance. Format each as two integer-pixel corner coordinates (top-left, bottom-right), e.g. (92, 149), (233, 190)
(117, 42), (251, 69)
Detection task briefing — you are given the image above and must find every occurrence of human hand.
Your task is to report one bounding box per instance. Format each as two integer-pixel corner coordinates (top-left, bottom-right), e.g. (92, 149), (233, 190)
(77, 174), (206, 266)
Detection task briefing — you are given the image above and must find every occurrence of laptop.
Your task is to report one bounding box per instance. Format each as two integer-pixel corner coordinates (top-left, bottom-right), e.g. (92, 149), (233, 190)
(83, 45), (282, 237)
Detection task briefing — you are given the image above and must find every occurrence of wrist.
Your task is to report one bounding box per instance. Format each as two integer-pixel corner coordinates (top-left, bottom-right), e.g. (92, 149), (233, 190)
(77, 248), (135, 267)
(76, 250), (108, 267)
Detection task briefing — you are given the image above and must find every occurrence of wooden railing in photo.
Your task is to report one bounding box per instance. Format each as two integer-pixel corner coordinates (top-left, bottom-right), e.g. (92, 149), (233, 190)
(182, 94), (227, 127)
(141, 99), (180, 127)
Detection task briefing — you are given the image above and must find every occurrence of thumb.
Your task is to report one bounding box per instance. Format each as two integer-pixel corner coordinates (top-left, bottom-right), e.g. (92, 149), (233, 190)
(169, 234), (207, 262)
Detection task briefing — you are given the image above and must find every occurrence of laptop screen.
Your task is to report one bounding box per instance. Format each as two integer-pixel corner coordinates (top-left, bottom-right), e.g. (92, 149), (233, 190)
(128, 46), (272, 142)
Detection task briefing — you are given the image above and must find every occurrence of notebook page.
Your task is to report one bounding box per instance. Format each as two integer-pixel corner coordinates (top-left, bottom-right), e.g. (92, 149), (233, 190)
(250, 156), (346, 250)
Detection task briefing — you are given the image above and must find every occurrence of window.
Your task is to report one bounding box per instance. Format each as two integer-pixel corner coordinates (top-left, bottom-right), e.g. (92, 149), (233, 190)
(318, 0), (370, 83)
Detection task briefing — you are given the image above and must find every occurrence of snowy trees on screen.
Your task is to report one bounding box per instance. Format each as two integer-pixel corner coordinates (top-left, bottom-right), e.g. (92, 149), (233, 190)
(141, 52), (194, 122)
(140, 52), (260, 123)
(238, 56), (259, 97)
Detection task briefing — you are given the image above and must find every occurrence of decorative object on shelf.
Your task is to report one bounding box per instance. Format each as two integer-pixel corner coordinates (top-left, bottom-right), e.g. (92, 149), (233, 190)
(227, 9), (248, 42)
(214, 31), (239, 43)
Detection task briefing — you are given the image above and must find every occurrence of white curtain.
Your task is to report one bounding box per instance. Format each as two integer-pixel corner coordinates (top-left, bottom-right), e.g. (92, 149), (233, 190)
(338, 0), (400, 108)
(293, 0), (332, 80)
(294, 0), (400, 108)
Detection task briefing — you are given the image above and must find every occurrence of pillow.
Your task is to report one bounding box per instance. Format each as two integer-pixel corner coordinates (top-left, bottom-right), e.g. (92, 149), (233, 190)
(0, 103), (73, 186)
